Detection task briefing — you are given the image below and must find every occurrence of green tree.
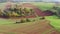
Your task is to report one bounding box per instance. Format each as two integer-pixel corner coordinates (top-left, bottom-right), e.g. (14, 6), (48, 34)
(56, 8), (60, 18)
(24, 8), (31, 16)
(26, 18), (30, 22)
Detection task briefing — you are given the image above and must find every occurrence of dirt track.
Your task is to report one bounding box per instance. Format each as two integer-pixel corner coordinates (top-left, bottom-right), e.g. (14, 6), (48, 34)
(12, 20), (60, 34)
(0, 20), (60, 34)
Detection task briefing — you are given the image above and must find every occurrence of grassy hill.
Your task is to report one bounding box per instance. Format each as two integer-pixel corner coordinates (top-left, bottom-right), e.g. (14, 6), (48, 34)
(45, 16), (60, 32)
(0, 2), (55, 11)
(31, 2), (55, 11)
(0, 2), (60, 34)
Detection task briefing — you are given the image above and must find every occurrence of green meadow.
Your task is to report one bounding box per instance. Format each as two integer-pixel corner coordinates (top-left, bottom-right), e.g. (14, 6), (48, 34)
(0, 2), (60, 34)
(31, 2), (55, 11)
(31, 2), (60, 32)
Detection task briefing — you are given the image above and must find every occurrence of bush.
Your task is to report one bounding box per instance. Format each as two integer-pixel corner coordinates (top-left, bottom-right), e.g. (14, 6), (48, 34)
(43, 10), (55, 16)
(32, 20), (35, 22)
(53, 6), (58, 10)
(55, 7), (60, 18)
(20, 19), (25, 23)
(39, 17), (45, 20)
(16, 21), (21, 24)
(26, 18), (31, 22)
(16, 19), (25, 24)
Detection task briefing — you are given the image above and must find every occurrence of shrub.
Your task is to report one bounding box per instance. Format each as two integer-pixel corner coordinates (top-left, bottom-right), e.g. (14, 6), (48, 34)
(16, 21), (20, 24)
(39, 17), (45, 20)
(55, 7), (60, 18)
(53, 6), (58, 10)
(26, 18), (31, 22)
(20, 19), (25, 23)
(32, 20), (35, 22)
(16, 19), (25, 24)
(43, 10), (55, 16)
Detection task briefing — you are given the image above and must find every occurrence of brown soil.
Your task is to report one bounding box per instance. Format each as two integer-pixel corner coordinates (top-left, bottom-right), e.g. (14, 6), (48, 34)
(0, 20), (59, 34)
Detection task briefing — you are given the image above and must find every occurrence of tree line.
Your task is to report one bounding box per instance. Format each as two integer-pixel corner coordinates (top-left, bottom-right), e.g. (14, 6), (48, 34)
(0, 4), (35, 18)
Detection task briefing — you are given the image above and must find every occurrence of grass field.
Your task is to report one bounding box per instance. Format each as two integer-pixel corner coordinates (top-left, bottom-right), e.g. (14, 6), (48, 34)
(0, 2), (60, 34)
(0, 2), (55, 11)
(0, 16), (60, 34)
(45, 16), (60, 32)
(31, 2), (55, 11)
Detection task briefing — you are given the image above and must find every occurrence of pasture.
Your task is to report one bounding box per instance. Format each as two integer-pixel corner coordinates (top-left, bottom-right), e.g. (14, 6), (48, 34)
(46, 16), (60, 32)
(0, 2), (60, 34)
(31, 2), (55, 11)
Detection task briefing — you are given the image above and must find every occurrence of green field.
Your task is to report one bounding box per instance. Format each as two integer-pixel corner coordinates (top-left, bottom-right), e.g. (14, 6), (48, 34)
(31, 2), (55, 11)
(31, 2), (60, 32)
(45, 16), (60, 32)
(0, 2), (60, 34)
(0, 2), (55, 11)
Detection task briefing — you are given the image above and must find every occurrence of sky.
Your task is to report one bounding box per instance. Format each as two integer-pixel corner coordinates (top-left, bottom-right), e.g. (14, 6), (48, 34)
(0, 0), (60, 2)
(10, 0), (60, 2)
(13, 0), (41, 1)
(43, 0), (60, 2)
(13, 0), (60, 1)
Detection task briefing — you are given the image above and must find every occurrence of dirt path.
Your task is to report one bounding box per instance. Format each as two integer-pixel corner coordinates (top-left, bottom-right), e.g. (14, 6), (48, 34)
(0, 20), (60, 34)
(10, 20), (60, 34)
